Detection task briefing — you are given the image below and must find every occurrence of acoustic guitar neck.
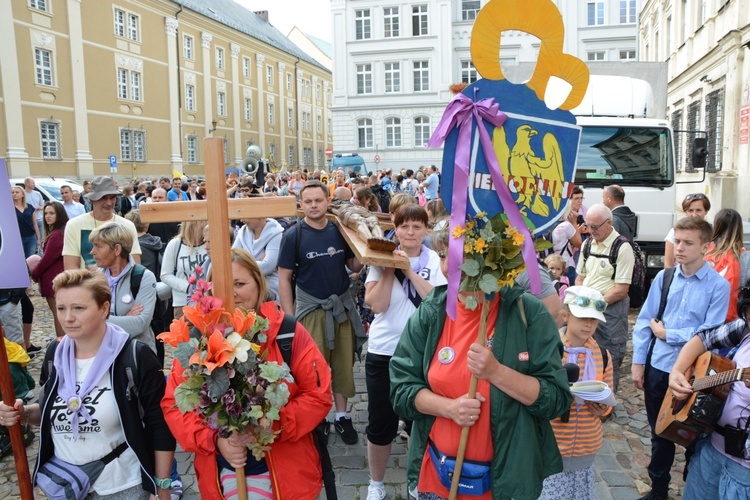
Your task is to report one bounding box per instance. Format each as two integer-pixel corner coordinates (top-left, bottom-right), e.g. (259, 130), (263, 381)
(692, 367), (750, 392)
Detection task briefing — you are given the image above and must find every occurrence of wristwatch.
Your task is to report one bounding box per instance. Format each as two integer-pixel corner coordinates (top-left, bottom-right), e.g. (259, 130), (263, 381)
(154, 477), (172, 489)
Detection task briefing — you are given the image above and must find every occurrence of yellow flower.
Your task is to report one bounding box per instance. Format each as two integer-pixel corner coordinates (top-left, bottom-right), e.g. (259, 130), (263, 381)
(464, 242), (474, 253)
(476, 211), (487, 219)
(251, 342), (261, 355)
(474, 237), (488, 253)
(452, 225), (464, 238)
(497, 275), (515, 288)
(465, 220), (476, 231)
(506, 226), (525, 246)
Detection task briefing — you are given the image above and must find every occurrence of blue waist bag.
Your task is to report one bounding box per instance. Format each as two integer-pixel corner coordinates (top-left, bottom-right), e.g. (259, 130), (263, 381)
(428, 439), (491, 496)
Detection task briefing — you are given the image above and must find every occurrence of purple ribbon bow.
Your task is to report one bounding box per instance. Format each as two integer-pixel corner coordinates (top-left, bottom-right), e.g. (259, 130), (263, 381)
(427, 90), (541, 319)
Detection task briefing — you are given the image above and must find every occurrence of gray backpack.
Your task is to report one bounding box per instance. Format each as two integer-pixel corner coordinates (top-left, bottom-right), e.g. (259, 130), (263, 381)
(741, 252), (750, 288)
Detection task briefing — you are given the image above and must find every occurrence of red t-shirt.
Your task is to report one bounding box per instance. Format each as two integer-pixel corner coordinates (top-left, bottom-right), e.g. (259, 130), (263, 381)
(418, 297), (498, 499)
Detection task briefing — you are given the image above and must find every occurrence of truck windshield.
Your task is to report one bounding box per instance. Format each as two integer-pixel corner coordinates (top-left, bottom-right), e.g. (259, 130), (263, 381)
(575, 127), (673, 187)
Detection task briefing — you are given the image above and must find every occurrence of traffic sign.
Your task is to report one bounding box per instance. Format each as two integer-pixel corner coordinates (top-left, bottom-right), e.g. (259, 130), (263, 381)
(374, 154), (381, 164)
(109, 155), (118, 173)
(325, 147), (333, 157)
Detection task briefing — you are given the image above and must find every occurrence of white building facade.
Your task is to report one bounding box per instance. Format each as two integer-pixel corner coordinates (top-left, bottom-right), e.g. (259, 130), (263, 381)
(639, 0), (750, 216)
(331, 0), (642, 172)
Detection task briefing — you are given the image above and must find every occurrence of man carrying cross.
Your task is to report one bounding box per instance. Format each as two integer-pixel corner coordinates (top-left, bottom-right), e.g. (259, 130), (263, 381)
(277, 180), (366, 445)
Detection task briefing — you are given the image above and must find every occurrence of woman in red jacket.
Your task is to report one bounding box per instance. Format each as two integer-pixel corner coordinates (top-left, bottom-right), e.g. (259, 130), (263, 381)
(30, 201), (68, 337)
(162, 248), (332, 499)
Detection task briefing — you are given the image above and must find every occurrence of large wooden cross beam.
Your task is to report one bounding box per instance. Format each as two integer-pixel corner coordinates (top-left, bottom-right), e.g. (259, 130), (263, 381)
(140, 137), (296, 310)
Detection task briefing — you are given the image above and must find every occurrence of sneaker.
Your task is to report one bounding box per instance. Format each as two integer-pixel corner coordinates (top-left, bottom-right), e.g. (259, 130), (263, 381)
(27, 344), (42, 353)
(367, 481), (386, 500)
(170, 480), (183, 500)
(334, 416), (358, 445)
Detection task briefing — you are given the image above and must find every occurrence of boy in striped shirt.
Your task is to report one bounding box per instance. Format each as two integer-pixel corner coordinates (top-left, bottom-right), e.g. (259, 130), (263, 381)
(541, 286), (614, 499)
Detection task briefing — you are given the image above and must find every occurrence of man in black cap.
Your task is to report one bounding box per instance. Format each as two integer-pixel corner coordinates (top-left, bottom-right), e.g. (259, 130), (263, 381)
(62, 176), (142, 270)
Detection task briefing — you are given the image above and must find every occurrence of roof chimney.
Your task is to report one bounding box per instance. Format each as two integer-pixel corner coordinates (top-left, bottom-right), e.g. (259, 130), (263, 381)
(254, 10), (269, 22)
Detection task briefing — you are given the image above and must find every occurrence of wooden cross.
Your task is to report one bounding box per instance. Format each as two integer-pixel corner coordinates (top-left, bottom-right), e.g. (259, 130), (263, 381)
(140, 137), (297, 310)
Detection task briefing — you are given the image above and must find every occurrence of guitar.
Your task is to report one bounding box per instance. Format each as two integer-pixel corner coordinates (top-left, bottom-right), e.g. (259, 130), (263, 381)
(656, 351), (750, 447)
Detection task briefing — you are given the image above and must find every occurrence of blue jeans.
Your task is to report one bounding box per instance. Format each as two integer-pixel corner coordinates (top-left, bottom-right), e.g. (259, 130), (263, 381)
(684, 437), (750, 500)
(21, 235), (37, 259)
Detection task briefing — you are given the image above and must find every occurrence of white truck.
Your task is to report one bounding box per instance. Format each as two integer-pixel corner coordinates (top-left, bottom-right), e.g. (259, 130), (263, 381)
(565, 70), (707, 284)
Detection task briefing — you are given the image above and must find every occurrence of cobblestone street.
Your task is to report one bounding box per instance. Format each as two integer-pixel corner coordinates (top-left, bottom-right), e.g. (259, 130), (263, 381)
(0, 293), (687, 499)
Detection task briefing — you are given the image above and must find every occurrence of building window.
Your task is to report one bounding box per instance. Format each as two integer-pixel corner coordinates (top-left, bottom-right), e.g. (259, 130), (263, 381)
(245, 97), (253, 121)
(30, 0), (48, 12)
(34, 48), (53, 86)
(303, 111), (311, 131)
(223, 137), (230, 165)
(303, 147), (313, 167)
(671, 109), (683, 172)
(269, 143), (276, 162)
(318, 148), (324, 166)
(186, 135), (198, 163)
(587, 2), (604, 26)
(412, 5), (428, 36)
(700, 0), (708, 24)
(413, 60), (429, 92)
(619, 0), (636, 24)
(384, 62), (401, 93)
(185, 84), (195, 111)
(268, 102), (275, 125)
(619, 49), (636, 61)
(40, 121), (60, 159)
(384, 7), (399, 37)
(266, 65), (273, 85)
(355, 9), (371, 40)
(288, 145), (295, 165)
(357, 118), (373, 148)
(356, 64), (372, 95)
(286, 73), (292, 91)
(414, 116), (431, 146)
(462, 0), (480, 21)
(705, 88), (724, 173)
(385, 117), (402, 147)
(117, 68), (141, 101)
(120, 128), (146, 162)
(587, 51), (605, 61)
(461, 60), (478, 84)
(217, 92), (226, 116)
(316, 84), (321, 100)
(685, 100), (701, 172)
(243, 57), (251, 77)
(216, 47), (224, 69)
(287, 107), (294, 128)
(114, 9), (139, 41)
(317, 114), (322, 133)
(183, 35), (193, 59)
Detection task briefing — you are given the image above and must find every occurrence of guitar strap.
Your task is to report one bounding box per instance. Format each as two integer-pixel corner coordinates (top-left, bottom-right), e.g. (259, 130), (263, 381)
(645, 267), (676, 379)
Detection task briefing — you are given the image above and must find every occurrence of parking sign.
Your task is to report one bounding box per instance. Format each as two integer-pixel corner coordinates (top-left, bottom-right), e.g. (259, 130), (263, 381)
(109, 155), (118, 173)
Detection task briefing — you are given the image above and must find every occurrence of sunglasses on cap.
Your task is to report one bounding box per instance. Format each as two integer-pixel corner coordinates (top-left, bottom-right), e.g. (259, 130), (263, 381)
(565, 295), (607, 313)
(685, 193), (707, 201)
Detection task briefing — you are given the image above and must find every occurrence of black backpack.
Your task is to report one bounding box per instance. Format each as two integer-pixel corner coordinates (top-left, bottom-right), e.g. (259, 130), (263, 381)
(370, 185), (391, 213)
(277, 315), (337, 500)
(582, 235), (646, 308)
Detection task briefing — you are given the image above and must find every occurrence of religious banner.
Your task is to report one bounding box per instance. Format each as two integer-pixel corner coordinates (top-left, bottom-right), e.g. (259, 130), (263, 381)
(0, 159), (31, 289)
(428, 0), (588, 320)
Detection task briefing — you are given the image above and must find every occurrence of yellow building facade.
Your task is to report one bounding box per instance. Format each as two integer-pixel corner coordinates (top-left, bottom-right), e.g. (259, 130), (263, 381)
(0, 0), (333, 178)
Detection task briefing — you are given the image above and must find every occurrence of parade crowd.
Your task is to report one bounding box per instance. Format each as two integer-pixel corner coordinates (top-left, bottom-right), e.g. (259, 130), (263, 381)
(1, 167), (749, 500)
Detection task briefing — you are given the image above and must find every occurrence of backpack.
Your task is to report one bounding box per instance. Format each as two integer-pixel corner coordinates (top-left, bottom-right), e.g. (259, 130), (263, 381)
(403, 179), (417, 196)
(129, 264), (162, 338)
(276, 315), (337, 500)
(371, 185), (391, 213)
(582, 235), (646, 308)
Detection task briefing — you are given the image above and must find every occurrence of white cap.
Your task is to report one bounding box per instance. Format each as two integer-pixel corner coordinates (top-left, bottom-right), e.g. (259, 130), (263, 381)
(564, 286), (607, 322)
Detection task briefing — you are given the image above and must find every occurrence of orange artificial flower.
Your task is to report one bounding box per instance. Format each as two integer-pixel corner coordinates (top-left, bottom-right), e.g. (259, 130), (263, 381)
(157, 317), (190, 347)
(183, 305), (225, 335)
(189, 329), (233, 373)
(230, 309), (257, 335)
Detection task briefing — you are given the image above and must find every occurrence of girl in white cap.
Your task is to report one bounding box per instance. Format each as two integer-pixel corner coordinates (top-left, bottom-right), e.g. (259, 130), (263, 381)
(541, 286), (614, 500)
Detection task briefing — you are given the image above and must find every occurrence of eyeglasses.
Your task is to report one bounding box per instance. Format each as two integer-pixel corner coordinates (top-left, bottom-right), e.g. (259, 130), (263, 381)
(587, 219), (610, 231)
(565, 295), (607, 312)
(685, 193), (707, 201)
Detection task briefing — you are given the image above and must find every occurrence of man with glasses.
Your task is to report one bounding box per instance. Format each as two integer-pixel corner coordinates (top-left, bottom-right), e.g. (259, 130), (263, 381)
(630, 217), (728, 500)
(575, 204), (634, 392)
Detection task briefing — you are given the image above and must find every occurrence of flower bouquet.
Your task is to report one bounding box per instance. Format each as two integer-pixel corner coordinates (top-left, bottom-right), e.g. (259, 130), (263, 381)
(158, 271), (293, 461)
(451, 212), (552, 310)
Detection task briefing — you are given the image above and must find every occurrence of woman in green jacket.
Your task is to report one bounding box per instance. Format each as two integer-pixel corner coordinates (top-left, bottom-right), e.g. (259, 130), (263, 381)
(389, 230), (572, 500)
